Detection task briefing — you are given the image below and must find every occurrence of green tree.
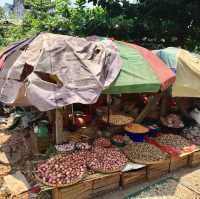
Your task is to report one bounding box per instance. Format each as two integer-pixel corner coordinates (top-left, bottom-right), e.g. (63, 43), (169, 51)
(0, 6), (5, 19)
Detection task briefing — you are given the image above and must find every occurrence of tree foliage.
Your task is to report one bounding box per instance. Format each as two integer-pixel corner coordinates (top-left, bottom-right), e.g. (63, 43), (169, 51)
(0, 0), (200, 52)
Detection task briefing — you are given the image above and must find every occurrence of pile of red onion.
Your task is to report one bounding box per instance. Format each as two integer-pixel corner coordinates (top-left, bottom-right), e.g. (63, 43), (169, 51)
(112, 135), (125, 144)
(87, 147), (127, 173)
(36, 152), (87, 186)
(94, 137), (111, 148)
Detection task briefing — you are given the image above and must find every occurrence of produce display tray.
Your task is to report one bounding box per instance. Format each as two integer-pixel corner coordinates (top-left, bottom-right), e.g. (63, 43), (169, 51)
(146, 136), (199, 156)
(35, 172), (86, 188)
(88, 163), (127, 174)
(34, 155), (87, 188)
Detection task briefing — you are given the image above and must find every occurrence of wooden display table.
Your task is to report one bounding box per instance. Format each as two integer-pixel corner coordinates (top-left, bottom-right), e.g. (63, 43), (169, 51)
(170, 154), (189, 172)
(52, 172), (120, 199)
(147, 159), (170, 180)
(121, 167), (147, 187)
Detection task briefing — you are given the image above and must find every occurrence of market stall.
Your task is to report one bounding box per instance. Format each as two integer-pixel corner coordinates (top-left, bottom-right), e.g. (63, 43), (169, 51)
(154, 47), (200, 97)
(1, 33), (200, 199)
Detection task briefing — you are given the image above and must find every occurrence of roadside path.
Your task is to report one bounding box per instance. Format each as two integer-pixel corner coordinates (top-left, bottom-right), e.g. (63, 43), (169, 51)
(95, 166), (200, 199)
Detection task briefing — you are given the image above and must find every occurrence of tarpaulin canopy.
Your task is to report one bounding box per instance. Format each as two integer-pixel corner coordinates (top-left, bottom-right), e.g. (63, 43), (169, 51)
(154, 47), (200, 97)
(104, 41), (175, 94)
(0, 33), (175, 111)
(0, 33), (122, 111)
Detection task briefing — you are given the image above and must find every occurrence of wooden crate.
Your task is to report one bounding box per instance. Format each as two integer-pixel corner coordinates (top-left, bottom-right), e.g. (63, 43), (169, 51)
(86, 172), (120, 197)
(188, 150), (200, 167)
(52, 181), (92, 199)
(170, 155), (189, 172)
(147, 159), (170, 180)
(121, 167), (147, 187)
(52, 172), (120, 199)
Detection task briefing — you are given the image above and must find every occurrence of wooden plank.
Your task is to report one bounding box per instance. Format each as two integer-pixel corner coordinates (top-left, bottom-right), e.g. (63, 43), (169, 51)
(56, 109), (63, 144)
(92, 174), (120, 189)
(52, 173), (120, 199)
(189, 150), (200, 167)
(85, 172), (120, 196)
(170, 155), (189, 172)
(52, 188), (60, 199)
(147, 160), (170, 180)
(92, 183), (119, 196)
(121, 168), (147, 187)
(52, 181), (92, 199)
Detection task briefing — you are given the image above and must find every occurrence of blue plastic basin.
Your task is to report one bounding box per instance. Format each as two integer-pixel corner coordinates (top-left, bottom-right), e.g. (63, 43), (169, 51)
(126, 132), (145, 142)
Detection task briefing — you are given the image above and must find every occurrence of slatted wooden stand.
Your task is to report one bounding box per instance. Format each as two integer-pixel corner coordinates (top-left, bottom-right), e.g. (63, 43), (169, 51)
(188, 150), (200, 167)
(120, 167), (147, 187)
(147, 159), (170, 180)
(87, 172), (120, 197)
(52, 172), (120, 199)
(52, 181), (92, 199)
(169, 154), (190, 172)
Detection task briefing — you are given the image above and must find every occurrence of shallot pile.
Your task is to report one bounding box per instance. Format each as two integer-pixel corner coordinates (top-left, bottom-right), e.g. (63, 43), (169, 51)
(94, 138), (111, 148)
(123, 142), (168, 163)
(36, 152), (87, 186)
(87, 147), (127, 173)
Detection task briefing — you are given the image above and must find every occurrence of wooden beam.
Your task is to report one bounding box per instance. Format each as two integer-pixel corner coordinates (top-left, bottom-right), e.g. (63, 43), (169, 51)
(135, 94), (162, 123)
(56, 109), (63, 144)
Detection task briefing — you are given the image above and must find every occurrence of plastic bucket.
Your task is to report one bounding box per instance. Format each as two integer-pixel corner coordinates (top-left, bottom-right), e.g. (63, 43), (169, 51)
(126, 132), (145, 142)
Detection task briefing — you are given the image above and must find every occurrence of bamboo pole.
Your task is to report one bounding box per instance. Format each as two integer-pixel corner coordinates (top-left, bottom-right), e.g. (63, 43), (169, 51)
(55, 108), (63, 144)
(135, 94), (162, 123)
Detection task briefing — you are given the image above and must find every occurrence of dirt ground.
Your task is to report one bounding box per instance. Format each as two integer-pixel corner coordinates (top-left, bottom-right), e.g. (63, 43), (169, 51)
(94, 166), (200, 199)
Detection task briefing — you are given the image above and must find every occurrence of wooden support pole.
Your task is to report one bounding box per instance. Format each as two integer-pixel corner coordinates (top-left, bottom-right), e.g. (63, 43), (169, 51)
(160, 93), (168, 117)
(47, 110), (55, 125)
(56, 108), (63, 144)
(135, 94), (162, 123)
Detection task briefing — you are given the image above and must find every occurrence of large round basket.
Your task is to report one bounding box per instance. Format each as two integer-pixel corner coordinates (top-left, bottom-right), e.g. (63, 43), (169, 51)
(130, 158), (170, 165)
(87, 161), (127, 174)
(34, 170), (87, 188)
(101, 114), (134, 127)
(34, 154), (87, 187)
